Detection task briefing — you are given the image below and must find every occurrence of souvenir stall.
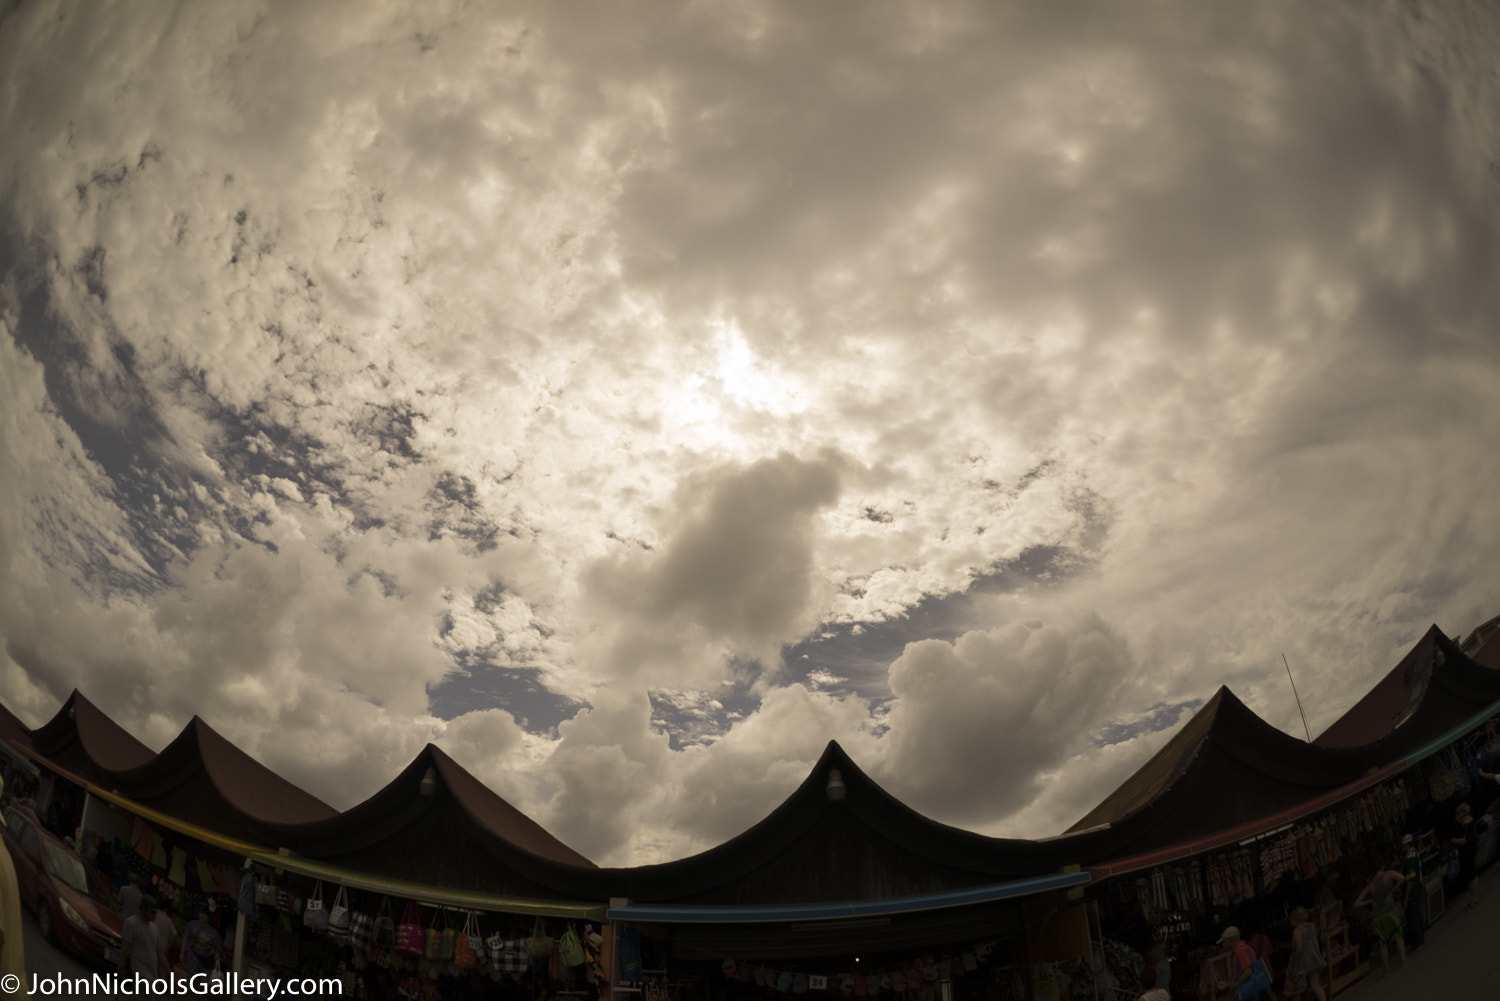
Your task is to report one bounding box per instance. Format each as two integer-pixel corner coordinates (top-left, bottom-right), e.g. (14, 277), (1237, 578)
(111, 816), (244, 965)
(240, 852), (609, 1001)
(613, 919), (1054, 1001)
(605, 869), (1099, 1001)
(705, 936), (1042, 1001)
(1085, 777), (1417, 1001)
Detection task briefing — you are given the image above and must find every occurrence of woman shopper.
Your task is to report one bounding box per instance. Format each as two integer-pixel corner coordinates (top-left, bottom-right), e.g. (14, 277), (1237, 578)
(1450, 802), (1480, 911)
(1354, 855), (1411, 974)
(1282, 907), (1326, 1000)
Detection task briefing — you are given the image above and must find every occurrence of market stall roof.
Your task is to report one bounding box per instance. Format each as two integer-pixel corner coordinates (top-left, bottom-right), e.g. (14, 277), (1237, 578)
(264, 743), (599, 900)
(1062, 685), (1375, 864)
(95, 715), (338, 844)
(1459, 613), (1500, 670)
(81, 780), (607, 920)
(27, 690), (156, 778)
(12, 690), (608, 900)
(1313, 626), (1500, 754)
(1070, 686), (1371, 830)
(600, 740), (1088, 908)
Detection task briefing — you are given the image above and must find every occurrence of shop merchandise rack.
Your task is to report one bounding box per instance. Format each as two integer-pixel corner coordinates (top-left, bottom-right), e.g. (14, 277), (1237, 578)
(1322, 924), (1367, 997)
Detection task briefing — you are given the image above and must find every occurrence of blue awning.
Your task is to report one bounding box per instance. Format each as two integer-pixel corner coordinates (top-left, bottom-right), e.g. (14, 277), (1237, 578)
(607, 870), (1091, 924)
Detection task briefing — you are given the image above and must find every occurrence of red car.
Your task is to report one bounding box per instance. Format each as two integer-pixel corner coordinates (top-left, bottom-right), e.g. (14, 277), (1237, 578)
(3, 806), (124, 968)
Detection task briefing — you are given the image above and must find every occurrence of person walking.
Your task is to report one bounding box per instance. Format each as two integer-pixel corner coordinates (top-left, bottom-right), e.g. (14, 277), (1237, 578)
(181, 904), (223, 976)
(1216, 926), (1276, 1000)
(120, 894), (170, 976)
(1354, 856), (1410, 974)
(1281, 907), (1326, 1001)
(1450, 802), (1480, 911)
(1147, 944), (1171, 996)
(1398, 833), (1427, 952)
(118, 871), (143, 919)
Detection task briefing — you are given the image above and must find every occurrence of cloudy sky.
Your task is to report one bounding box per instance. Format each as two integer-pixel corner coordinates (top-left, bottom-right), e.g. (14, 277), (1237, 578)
(3, 0), (1499, 867)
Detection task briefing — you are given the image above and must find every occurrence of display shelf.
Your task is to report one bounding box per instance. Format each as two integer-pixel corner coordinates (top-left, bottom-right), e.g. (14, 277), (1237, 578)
(1422, 874), (1445, 925)
(1204, 950), (1235, 1001)
(1323, 924), (1367, 997)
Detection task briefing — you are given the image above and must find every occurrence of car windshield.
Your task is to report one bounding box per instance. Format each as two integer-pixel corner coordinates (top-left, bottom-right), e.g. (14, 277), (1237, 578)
(42, 839), (95, 897)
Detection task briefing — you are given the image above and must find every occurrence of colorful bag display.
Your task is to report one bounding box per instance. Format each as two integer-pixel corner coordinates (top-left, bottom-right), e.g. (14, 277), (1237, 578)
(303, 880), (329, 932)
(328, 885), (351, 941)
(395, 900), (426, 957)
(454, 911), (481, 969)
(426, 907), (455, 961)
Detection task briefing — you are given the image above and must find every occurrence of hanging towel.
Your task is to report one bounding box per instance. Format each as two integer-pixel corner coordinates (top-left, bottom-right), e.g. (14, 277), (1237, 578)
(134, 824), (155, 861)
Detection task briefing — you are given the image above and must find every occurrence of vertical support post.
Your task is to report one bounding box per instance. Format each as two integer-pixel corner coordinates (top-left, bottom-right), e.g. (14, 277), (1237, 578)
(233, 858), (251, 975)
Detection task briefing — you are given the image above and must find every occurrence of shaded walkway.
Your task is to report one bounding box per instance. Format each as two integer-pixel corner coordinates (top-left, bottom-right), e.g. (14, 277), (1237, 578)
(1335, 870), (1499, 1000)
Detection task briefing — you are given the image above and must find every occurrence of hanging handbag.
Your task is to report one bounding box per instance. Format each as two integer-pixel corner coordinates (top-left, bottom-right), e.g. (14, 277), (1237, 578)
(1233, 958), (1273, 1000)
(454, 911), (481, 970)
(426, 906), (455, 961)
(395, 900), (426, 957)
(304, 880), (329, 932)
(526, 917), (555, 958)
(255, 875), (278, 907)
(559, 923), (586, 968)
(490, 935), (529, 974)
(1430, 760), (1456, 802)
(350, 905), (375, 951)
(373, 897), (397, 948)
(328, 885), (351, 941)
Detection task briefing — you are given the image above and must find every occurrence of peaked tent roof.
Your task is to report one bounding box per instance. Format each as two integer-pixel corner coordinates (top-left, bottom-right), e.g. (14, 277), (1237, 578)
(586, 741), (1099, 958)
(1314, 626), (1500, 757)
(1064, 686), (1374, 861)
(14, 692), (606, 901)
(89, 715), (338, 845)
(266, 743), (598, 898)
(27, 691), (156, 780)
(604, 740), (1088, 908)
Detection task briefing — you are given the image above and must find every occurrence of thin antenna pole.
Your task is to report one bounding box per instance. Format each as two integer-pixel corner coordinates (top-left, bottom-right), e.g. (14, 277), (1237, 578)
(1283, 652), (1313, 742)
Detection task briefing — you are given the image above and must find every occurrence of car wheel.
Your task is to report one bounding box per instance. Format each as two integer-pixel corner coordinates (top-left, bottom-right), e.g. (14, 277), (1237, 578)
(37, 903), (56, 943)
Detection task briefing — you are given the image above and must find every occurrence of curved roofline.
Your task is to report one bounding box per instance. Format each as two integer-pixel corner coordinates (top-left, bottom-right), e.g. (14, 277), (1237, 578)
(28, 690), (155, 774)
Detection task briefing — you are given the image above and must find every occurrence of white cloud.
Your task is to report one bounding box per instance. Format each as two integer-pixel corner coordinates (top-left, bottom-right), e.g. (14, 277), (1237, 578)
(873, 608), (1141, 828)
